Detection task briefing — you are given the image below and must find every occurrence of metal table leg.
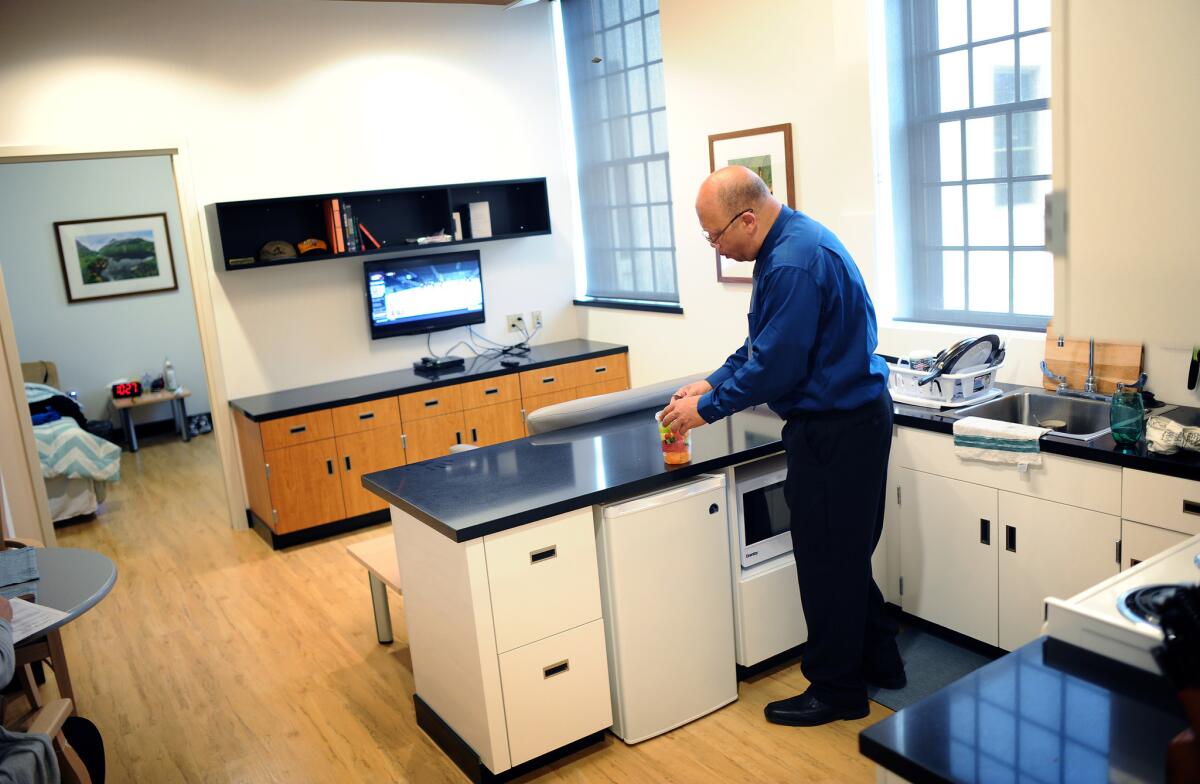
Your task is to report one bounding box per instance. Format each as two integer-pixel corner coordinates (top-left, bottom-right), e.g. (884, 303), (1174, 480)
(122, 408), (138, 452)
(369, 573), (393, 645)
(177, 396), (190, 442)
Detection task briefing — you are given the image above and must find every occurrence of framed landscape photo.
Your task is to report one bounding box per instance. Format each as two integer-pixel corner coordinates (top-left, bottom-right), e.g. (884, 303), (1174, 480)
(708, 123), (796, 283)
(54, 212), (178, 303)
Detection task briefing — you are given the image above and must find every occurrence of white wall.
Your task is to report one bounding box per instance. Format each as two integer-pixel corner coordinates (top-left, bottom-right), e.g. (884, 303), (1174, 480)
(0, 155), (209, 423)
(0, 0), (580, 401)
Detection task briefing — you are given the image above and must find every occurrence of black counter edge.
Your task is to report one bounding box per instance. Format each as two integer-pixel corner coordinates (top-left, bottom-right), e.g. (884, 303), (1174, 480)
(229, 345), (629, 422)
(364, 442), (785, 543)
(892, 411), (1200, 482)
(858, 733), (956, 784)
(248, 508), (388, 549)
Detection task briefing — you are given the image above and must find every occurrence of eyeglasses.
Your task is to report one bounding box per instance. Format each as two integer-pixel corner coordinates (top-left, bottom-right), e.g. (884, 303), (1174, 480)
(702, 208), (753, 247)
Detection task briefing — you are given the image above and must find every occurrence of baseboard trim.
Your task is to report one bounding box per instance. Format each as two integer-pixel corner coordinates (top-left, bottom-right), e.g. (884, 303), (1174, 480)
(247, 508), (388, 550)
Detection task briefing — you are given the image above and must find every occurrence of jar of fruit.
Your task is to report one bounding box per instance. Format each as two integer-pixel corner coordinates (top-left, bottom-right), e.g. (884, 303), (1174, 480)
(656, 412), (691, 465)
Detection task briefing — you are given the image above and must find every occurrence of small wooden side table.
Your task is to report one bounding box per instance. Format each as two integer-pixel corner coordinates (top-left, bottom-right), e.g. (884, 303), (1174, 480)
(112, 388), (191, 452)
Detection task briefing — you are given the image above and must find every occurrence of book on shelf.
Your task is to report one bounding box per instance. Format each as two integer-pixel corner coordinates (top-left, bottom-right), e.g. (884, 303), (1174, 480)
(359, 222), (382, 249)
(468, 201), (492, 239)
(323, 199), (337, 254)
(330, 198), (345, 253)
(342, 202), (359, 253)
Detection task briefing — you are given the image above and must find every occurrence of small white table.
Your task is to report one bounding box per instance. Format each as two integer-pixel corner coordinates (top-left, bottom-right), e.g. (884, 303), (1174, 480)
(112, 388), (190, 452)
(346, 536), (401, 644)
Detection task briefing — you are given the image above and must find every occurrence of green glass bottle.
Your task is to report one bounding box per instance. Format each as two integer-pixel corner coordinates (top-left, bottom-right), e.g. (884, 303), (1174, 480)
(1110, 385), (1145, 446)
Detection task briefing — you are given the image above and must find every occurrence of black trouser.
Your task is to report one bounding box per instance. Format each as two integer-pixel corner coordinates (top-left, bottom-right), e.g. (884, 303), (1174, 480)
(782, 391), (899, 708)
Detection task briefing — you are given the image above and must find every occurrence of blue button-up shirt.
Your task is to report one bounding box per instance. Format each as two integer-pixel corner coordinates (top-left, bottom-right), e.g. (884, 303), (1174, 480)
(697, 205), (888, 422)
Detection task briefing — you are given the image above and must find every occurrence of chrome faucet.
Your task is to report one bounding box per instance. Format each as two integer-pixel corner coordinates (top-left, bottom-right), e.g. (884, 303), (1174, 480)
(1041, 337), (1147, 402)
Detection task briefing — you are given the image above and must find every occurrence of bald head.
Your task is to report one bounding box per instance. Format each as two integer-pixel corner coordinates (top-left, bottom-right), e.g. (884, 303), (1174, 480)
(697, 166), (773, 216)
(694, 166), (782, 262)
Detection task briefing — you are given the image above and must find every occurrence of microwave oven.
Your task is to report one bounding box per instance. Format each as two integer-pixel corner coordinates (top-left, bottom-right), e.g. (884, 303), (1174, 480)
(734, 455), (791, 569)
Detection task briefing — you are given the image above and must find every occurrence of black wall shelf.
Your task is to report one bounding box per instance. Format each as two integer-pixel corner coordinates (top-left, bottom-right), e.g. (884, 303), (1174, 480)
(211, 177), (551, 272)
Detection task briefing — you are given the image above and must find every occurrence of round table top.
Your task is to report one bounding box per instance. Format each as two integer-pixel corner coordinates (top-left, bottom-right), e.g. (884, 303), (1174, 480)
(26, 547), (117, 636)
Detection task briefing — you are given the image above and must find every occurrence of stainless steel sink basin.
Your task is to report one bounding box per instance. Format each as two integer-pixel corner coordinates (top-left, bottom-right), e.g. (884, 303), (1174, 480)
(952, 390), (1112, 441)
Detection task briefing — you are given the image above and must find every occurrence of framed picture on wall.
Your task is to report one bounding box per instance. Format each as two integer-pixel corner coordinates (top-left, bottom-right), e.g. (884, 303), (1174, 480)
(54, 212), (178, 303)
(708, 123), (796, 283)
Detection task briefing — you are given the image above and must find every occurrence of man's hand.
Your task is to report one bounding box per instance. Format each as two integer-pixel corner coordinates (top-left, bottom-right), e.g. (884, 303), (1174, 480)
(659, 394), (706, 436)
(671, 380), (713, 401)
(0, 597), (12, 623)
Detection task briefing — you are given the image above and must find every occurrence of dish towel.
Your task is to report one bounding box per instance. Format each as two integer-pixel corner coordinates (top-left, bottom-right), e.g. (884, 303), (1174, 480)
(953, 416), (1049, 468)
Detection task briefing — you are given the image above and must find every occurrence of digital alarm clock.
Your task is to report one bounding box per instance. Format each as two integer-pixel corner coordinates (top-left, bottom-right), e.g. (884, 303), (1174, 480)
(111, 380), (143, 399)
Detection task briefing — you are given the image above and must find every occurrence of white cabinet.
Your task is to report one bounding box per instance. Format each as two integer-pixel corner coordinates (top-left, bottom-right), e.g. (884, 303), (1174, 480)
(898, 469), (998, 646)
(997, 492), (1120, 650)
(1122, 469), (1200, 537)
(1122, 519), (1190, 571)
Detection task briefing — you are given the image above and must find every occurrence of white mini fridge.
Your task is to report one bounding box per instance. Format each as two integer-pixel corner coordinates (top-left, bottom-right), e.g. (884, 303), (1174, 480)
(595, 474), (738, 743)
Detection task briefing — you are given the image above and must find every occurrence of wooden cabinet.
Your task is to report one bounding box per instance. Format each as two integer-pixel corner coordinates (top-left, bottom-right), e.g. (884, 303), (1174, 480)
(464, 402), (525, 447)
(336, 425), (407, 518)
(399, 386), (463, 421)
(331, 397), (400, 435)
(461, 375), (520, 409)
(576, 378), (629, 399)
(897, 468), (999, 645)
(520, 366), (572, 398)
(997, 492), (1120, 650)
(522, 388), (575, 418)
(402, 412), (467, 463)
(264, 440), (346, 534)
(260, 409), (335, 451)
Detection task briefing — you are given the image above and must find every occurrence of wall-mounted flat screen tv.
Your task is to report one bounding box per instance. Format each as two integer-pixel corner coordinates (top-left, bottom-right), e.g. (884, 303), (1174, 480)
(364, 250), (485, 340)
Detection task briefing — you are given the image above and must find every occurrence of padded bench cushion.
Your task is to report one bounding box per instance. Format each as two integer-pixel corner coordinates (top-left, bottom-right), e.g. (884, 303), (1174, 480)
(525, 373), (707, 435)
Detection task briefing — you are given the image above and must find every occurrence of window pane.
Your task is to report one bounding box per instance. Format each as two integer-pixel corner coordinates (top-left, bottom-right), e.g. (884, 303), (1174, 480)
(610, 208), (625, 246)
(630, 205), (650, 246)
(651, 110), (669, 154)
(967, 182), (1009, 244)
(605, 73), (626, 115)
(625, 19), (645, 67)
(601, 0), (621, 27)
(631, 113), (651, 157)
(939, 50), (970, 112)
(1012, 179), (1050, 245)
(643, 0), (658, 13)
(647, 159), (669, 202)
(973, 39), (1016, 107)
(966, 115), (1007, 179)
(654, 251), (676, 294)
(968, 251), (1010, 312)
(940, 121), (962, 181)
(941, 185), (964, 245)
(938, 0), (967, 49)
(971, 0), (1014, 41)
(648, 62), (665, 108)
(616, 251), (634, 290)
(611, 116), (631, 158)
(943, 250), (965, 309)
(626, 162), (647, 203)
(604, 28), (625, 72)
(1013, 251), (1053, 314)
(1012, 109), (1051, 176)
(622, 0), (641, 23)
(1019, 0), (1049, 30)
(1019, 33), (1051, 101)
(634, 250), (654, 291)
(651, 204), (672, 246)
(645, 14), (662, 60)
(627, 67), (648, 112)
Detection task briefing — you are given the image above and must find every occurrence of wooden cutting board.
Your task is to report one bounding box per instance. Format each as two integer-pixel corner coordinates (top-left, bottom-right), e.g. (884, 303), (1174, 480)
(1042, 325), (1142, 395)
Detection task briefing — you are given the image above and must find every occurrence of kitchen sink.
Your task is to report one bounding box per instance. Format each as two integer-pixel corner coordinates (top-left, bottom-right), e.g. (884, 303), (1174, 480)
(952, 389), (1112, 441)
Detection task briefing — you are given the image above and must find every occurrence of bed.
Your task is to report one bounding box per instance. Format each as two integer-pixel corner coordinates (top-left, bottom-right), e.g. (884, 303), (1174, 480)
(21, 362), (121, 522)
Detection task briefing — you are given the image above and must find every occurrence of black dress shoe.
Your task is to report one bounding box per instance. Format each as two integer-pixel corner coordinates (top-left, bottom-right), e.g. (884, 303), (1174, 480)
(764, 693), (869, 727)
(865, 669), (907, 690)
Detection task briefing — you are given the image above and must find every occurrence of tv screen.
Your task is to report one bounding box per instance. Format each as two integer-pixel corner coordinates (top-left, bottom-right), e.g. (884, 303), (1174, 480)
(364, 250), (485, 340)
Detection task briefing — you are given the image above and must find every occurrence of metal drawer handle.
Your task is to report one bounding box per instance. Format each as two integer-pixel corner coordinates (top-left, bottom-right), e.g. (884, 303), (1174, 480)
(289, 425), (307, 434)
(1184, 499), (1200, 516)
(541, 376), (556, 384)
(594, 366), (607, 373)
(484, 388), (499, 395)
(424, 399), (440, 407)
(543, 660), (570, 679)
(358, 412), (375, 421)
(530, 545), (557, 564)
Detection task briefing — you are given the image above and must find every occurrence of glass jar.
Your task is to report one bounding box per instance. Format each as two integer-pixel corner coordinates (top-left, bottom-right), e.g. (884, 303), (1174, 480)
(1110, 386), (1145, 447)
(656, 412), (691, 465)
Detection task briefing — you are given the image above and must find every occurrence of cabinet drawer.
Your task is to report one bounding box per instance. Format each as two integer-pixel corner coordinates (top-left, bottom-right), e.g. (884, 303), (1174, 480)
(576, 378), (630, 400)
(519, 365), (572, 397)
(260, 410), (335, 451)
(522, 388), (575, 419)
(498, 619), (612, 767)
(571, 354), (628, 387)
(484, 508), (602, 653)
(460, 375), (520, 409)
(398, 386), (463, 422)
(1122, 519), (1190, 570)
(1122, 469), (1200, 536)
(330, 397), (400, 436)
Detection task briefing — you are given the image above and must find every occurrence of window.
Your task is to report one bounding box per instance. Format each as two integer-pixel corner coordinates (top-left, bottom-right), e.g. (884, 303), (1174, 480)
(884, 0), (1052, 329)
(561, 0), (680, 308)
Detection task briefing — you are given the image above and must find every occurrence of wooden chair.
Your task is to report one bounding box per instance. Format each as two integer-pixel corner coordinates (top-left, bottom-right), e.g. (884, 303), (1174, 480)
(1, 539), (76, 709)
(5, 697), (92, 783)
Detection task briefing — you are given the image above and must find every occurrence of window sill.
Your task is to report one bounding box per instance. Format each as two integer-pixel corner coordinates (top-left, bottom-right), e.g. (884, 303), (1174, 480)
(573, 297), (683, 315)
(881, 317), (1048, 343)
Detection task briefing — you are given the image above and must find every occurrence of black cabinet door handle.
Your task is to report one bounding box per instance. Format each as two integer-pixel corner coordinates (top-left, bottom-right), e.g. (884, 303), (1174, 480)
(344, 456), (352, 471)
(358, 412), (375, 421)
(326, 459), (334, 475)
(455, 431), (462, 444)
(543, 659), (570, 679)
(1184, 499), (1200, 516)
(530, 545), (557, 564)
(980, 519), (991, 545)
(1005, 525), (1017, 553)
(289, 425), (307, 434)
(424, 399), (439, 408)
(471, 428), (478, 442)
(484, 388), (499, 395)
(542, 376), (556, 384)
(594, 366), (607, 374)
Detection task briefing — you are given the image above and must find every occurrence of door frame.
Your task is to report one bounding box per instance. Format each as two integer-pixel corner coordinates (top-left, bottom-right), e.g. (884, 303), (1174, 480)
(0, 143), (245, 536)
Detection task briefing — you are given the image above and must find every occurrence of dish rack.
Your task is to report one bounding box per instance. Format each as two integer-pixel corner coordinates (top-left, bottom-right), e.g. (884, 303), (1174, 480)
(888, 360), (1005, 409)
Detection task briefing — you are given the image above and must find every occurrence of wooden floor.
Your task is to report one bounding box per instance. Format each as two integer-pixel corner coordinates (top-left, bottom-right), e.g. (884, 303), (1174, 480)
(45, 433), (890, 783)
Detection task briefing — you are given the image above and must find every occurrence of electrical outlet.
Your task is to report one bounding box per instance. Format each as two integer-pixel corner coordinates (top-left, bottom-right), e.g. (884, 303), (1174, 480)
(507, 313), (525, 333)
(531, 310), (543, 329)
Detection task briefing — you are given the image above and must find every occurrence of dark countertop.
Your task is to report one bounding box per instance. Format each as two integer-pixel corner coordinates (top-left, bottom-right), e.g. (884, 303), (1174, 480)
(860, 637), (1188, 784)
(362, 404), (785, 542)
(363, 382), (1200, 543)
(894, 382), (1200, 482)
(228, 339), (628, 422)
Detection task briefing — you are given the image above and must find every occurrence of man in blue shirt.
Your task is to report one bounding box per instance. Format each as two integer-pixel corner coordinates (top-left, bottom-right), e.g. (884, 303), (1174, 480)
(659, 166), (902, 726)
